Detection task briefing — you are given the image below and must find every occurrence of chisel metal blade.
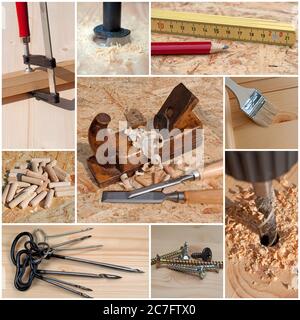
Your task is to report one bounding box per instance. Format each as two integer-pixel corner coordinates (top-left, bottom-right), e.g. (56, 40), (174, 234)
(101, 191), (168, 204)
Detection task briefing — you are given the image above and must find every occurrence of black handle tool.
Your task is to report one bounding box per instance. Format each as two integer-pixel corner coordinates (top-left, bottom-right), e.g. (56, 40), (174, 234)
(93, 2), (131, 46)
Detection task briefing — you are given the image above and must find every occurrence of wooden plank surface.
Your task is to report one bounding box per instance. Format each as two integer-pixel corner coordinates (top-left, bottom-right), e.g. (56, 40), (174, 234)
(2, 225), (149, 298)
(2, 151), (75, 223)
(225, 164), (298, 298)
(77, 2), (149, 75)
(2, 60), (74, 99)
(151, 225), (223, 298)
(226, 77), (298, 149)
(77, 77), (223, 223)
(2, 2), (75, 149)
(151, 2), (298, 75)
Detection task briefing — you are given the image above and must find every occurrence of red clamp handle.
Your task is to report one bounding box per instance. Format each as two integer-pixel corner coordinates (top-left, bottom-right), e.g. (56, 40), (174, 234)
(15, 2), (30, 38)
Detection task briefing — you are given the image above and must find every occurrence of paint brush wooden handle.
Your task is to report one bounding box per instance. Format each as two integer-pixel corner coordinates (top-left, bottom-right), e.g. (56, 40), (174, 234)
(184, 189), (223, 204)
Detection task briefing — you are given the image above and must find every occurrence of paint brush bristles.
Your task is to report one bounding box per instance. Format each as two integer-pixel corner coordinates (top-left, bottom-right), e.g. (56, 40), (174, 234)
(225, 78), (278, 127)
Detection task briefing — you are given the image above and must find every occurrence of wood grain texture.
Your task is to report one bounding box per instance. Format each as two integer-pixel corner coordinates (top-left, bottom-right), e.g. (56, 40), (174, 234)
(151, 225), (223, 298)
(226, 77), (298, 149)
(77, 77), (223, 223)
(77, 2), (149, 75)
(2, 225), (149, 298)
(2, 60), (74, 99)
(2, 151), (75, 223)
(151, 2), (298, 75)
(226, 164), (298, 298)
(2, 2), (75, 149)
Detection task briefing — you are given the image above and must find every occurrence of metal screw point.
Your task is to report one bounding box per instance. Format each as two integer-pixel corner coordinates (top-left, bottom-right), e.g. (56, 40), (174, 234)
(191, 247), (213, 262)
(151, 242), (189, 265)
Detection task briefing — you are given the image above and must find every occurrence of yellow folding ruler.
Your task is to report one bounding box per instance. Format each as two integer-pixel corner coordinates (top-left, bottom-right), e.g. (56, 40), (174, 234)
(151, 9), (296, 46)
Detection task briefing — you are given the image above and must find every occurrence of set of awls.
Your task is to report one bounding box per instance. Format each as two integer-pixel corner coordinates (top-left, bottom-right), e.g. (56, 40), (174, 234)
(15, 2), (59, 104)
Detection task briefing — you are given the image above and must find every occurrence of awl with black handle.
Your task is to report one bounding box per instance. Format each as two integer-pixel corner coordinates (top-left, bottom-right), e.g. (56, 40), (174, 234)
(127, 160), (223, 199)
(15, 2), (59, 103)
(102, 189), (222, 204)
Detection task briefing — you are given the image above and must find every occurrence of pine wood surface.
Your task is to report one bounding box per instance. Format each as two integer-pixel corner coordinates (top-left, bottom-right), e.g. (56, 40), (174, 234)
(151, 225), (223, 298)
(77, 77), (223, 223)
(226, 77), (298, 149)
(2, 151), (75, 223)
(2, 225), (149, 298)
(151, 2), (298, 75)
(2, 2), (75, 149)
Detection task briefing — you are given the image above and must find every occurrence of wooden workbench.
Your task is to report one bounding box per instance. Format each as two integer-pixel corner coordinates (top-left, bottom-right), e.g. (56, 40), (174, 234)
(2, 225), (149, 298)
(77, 2), (149, 75)
(226, 164), (298, 298)
(2, 151), (75, 223)
(151, 2), (298, 75)
(151, 225), (223, 298)
(2, 2), (75, 149)
(226, 77), (298, 149)
(77, 77), (223, 223)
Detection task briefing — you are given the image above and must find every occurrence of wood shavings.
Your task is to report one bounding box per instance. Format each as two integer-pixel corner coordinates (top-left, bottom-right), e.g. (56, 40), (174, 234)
(226, 179), (298, 287)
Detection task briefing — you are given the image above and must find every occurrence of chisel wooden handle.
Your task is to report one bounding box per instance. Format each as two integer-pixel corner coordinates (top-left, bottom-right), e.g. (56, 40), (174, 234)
(202, 160), (223, 180)
(16, 2), (30, 38)
(184, 189), (223, 204)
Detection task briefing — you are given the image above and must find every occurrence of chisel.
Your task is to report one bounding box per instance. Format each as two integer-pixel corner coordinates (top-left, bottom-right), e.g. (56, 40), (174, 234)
(128, 160), (223, 199)
(102, 189), (222, 204)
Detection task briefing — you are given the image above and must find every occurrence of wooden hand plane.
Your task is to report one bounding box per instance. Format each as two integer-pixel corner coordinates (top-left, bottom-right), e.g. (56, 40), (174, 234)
(87, 83), (203, 187)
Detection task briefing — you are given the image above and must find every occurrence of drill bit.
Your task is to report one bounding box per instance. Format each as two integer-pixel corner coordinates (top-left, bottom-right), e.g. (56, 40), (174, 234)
(253, 181), (279, 246)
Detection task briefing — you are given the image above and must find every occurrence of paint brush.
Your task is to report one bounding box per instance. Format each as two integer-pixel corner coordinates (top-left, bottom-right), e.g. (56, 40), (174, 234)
(225, 78), (278, 127)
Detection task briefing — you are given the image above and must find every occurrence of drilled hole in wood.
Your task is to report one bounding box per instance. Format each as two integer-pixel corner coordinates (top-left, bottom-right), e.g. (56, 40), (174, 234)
(260, 233), (279, 247)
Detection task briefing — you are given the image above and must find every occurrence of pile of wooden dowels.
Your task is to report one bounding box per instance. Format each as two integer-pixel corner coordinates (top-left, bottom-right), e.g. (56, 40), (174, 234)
(2, 158), (74, 210)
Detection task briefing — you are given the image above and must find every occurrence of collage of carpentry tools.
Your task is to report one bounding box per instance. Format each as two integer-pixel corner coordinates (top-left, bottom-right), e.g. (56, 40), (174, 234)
(0, 0), (299, 309)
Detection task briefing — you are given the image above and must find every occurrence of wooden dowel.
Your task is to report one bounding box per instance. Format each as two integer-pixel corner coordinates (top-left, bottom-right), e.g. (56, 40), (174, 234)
(21, 175), (44, 186)
(49, 181), (71, 188)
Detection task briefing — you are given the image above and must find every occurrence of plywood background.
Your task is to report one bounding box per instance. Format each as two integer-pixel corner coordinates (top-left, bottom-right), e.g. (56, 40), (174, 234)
(226, 163), (298, 298)
(77, 77), (223, 223)
(226, 77), (298, 149)
(77, 2), (149, 75)
(151, 225), (223, 298)
(2, 151), (75, 223)
(2, 2), (75, 149)
(151, 2), (298, 75)
(2, 225), (149, 298)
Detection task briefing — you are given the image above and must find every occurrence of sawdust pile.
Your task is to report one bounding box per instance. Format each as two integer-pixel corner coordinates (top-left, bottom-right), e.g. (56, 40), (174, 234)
(226, 178), (298, 284)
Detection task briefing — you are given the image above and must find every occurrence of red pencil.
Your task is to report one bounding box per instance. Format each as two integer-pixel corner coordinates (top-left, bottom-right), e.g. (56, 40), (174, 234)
(151, 41), (229, 55)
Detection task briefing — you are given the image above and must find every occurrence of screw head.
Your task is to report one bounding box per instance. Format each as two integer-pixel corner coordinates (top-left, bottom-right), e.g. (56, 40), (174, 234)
(202, 247), (213, 262)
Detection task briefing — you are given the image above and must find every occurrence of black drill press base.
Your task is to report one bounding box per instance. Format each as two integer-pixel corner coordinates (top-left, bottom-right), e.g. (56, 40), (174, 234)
(93, 25), (130, 39)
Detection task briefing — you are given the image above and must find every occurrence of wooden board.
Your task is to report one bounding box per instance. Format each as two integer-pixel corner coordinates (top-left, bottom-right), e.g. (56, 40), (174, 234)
(225, 164), (298, 298)
(151, 225), (223, 298)
(2, 2), (75, 149)
(2, 60), (74, 101)
(2, 225), (149, 298)
(226, 77), (298, 149)
(151, 2), (298, 75)
(2, 151), (75, 223)
(77, 77), (223, 223)
(77, 2), (149, 75)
